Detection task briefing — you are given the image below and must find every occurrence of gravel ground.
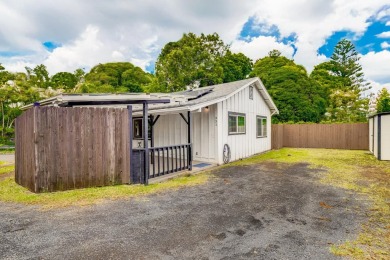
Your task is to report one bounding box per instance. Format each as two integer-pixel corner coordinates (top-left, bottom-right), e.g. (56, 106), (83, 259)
(0, 154), (14, 164)
(0, 162), (365, 260)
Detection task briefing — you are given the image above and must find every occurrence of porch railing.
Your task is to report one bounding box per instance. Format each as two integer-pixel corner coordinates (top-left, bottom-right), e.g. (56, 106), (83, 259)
(132, 143), (192, 181)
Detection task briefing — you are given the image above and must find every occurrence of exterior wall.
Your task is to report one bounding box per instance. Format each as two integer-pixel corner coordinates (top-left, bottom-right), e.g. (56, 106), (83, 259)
(192, 105), (218, 163)
(381, 115), (390, 160)
(369, 117), (374, 153)
(370, 114), (390, 161)
(152, 104), (217, 163)
(153, 114), (188, 147)
(217, 85), (272, 164)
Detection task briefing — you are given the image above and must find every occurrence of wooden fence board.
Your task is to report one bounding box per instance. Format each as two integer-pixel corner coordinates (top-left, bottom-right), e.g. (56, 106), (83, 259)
(15, 107), (131, 193)
(272, 123), (369, 150)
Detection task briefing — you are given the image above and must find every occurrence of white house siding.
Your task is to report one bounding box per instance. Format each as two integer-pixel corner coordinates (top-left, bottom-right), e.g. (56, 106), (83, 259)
(381, 115), (390, 160)
(217, 85), (271, 164)
(152, 104), (217, 163)
(369, 117), (374, 153)
(374, 116), (378, 158)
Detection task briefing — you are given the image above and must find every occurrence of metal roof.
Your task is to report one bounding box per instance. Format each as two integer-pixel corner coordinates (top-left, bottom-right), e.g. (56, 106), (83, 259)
(23, 77), (279, 115)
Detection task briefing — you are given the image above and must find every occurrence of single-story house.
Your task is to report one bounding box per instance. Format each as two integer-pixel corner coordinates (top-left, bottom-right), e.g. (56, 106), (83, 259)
(24, 77), (278, 166)
(369, 112), (390, 160)
(17, 77), (278, 189)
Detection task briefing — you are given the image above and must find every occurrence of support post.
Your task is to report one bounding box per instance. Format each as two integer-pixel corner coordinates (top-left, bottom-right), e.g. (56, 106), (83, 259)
(187, 111), (192, 171)
(150, 115), (154, 165)
(128, 105), (136, 183)
(143, 102), (149, 184)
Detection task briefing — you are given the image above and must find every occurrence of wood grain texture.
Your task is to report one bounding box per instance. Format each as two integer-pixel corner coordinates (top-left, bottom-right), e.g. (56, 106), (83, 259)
(15, 107), (131, 193)
(272, 123), (369, 150)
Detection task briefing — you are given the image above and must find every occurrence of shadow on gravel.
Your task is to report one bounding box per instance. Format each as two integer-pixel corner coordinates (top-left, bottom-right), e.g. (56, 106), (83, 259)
(0, 162), (366, 260)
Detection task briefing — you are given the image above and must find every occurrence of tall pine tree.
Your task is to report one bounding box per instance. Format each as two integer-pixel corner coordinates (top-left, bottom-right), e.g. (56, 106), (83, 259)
(311, 39), (370, 122)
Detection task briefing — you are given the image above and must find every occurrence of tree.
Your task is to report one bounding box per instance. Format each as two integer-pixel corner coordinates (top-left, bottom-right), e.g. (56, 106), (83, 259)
(220, 51), (252, 83)
(51, 72), (78, 89)
(74, 68), (85, 83)
(311, 39), (371, 122)
(325, 89), (368, 122)
(83, 62), (153, 93)
(155, 33), (228, 92)
(250, 50), (326, 123)
(32, 64), (50, 89)
(329, 39), (370, 92)
(376, 88), (390, 113)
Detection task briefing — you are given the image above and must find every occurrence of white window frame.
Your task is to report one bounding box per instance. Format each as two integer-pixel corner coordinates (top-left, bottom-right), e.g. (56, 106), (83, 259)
(256, 116), (267, 138)
(228, 112), (246, 135)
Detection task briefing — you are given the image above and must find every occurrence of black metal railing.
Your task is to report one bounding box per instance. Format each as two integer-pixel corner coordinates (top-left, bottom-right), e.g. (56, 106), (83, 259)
(132, 144), (192, 181)
(149, 144), (192, 178)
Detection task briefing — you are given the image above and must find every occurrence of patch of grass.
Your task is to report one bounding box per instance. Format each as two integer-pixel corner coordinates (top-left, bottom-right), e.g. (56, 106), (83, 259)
(0, 165), (14, 175)
(0, 173), (210, 209)
(0, 149), (15, 154)
(237, 148), (390, 259)
(229, 148), (310, 166)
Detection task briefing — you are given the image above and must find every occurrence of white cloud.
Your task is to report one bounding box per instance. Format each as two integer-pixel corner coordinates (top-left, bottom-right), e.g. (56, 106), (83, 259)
(231, 36), (295, 62)
(381, 41), (390, 49)
(377, 31), (390, 38)
(367, 80), (390, 94)
(387, 21), (390, 26)
(360, 50), (390, 84)
(0, 0), (389, 88)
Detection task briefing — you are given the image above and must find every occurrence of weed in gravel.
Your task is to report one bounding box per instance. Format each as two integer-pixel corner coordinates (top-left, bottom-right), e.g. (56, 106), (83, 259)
(244, 148), (390, 260)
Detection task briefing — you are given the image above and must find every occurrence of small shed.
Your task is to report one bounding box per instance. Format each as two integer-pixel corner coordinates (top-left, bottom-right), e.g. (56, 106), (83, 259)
(369, 112), (390, 160)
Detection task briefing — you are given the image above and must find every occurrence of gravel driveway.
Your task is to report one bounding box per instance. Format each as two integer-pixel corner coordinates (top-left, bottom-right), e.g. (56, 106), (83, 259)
(0, 162), (365, 260)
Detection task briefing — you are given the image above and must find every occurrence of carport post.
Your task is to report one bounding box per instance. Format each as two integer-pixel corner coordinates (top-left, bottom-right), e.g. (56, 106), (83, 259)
(143, 102), (149, 185)
(188, 111), (192, 171)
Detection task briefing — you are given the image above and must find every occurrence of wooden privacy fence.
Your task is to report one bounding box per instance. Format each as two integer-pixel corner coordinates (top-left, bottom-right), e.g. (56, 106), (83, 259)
(271, 123), (369, 150)
(15, 107), (130, 193)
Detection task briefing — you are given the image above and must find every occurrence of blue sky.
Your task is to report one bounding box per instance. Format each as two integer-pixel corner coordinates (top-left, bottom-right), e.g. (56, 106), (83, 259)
(0, 0), (389, 91)
(318, 20), (390, 57)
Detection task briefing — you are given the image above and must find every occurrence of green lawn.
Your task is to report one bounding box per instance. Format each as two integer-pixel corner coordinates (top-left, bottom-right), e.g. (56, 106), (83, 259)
(0, 148), (388, 259)
(0, 165), (14, 175)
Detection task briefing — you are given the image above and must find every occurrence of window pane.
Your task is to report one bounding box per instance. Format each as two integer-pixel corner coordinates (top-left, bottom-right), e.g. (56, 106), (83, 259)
(238, 116), (245, 133)
(262, 118), (267, 136)
(133, 119), (143, 138)
(229, 115), (237, 133)
(257, 117), (262, 137)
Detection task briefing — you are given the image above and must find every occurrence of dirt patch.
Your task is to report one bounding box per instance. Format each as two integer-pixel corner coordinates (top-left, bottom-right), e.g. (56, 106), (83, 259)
(0, 162), (366, 259)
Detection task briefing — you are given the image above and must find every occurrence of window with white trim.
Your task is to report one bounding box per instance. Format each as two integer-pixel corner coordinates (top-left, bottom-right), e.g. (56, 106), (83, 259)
(256, 116), (267, 137)
(228, 112), (246, 134)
